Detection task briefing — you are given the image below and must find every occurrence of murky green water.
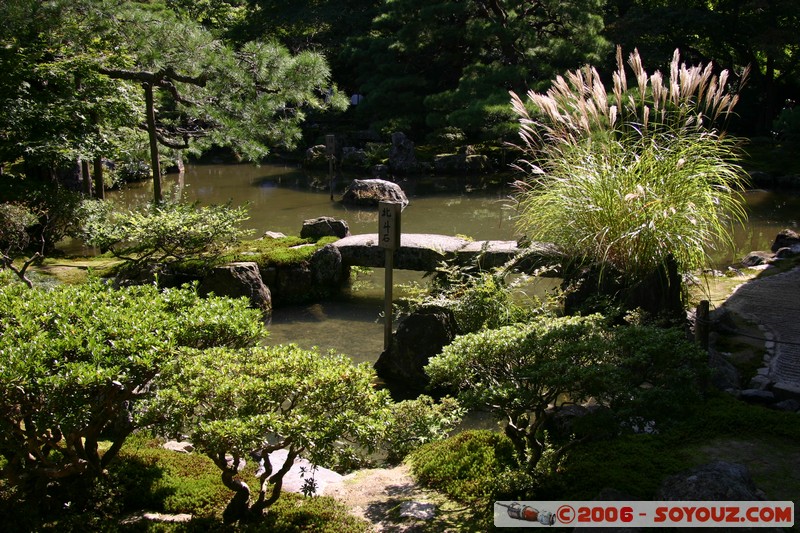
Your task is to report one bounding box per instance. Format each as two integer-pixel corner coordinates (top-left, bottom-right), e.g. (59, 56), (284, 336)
(106, 164), (800, 365)
(108, 163), (516, 240)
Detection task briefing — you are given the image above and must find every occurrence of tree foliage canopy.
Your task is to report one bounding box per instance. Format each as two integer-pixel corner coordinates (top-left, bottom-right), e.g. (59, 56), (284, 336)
(145, 344), (394, 522)
(426, 314), (707, 472)
(0, 279), (264, 503)
(605, 0), (799, 132)
(342, 0), (609, 139)
(0, 0), (143, 171)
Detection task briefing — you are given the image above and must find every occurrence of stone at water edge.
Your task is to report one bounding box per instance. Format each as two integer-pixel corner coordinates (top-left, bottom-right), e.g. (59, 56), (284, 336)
(197, 261), (272, 317)
(300, 216), (350, 239)
(770, 229), (800, 253)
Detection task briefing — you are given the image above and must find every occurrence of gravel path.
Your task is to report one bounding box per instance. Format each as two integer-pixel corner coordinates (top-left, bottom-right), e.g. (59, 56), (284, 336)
(718, 264), (800, 394)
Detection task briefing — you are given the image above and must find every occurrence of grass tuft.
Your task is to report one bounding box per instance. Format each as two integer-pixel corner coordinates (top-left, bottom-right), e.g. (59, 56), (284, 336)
(510, 46), (749, 285)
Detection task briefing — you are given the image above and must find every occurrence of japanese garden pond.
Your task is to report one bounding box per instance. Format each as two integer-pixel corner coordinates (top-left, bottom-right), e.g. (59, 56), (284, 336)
(101, 163), (800, 366)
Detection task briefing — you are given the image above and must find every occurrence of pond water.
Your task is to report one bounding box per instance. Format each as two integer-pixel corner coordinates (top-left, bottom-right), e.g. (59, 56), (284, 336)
(105, 163), (800, 365)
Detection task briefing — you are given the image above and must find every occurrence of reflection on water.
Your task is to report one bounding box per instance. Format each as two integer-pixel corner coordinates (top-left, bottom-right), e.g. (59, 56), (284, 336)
(104, 164), (800, 366)
(724, 189), (800, 265)
(108, 163), (516, 241)
(264, 297), (385, 365)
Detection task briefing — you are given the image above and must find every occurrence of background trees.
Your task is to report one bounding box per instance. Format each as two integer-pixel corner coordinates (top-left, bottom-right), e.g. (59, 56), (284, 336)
(96, 1), (346, 203)
(342, 0), (609, 140)
(0, 0), (143, 189)
(605, 0), (799, 134)
(1, 0), (346, 203)
(3, 0), (796, 169)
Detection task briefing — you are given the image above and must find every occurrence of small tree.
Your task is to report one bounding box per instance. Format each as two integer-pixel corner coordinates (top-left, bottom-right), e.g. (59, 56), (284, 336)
(145, 345), (394, 523)
(79, 199), (250, 277)
(0, 280), (264, 505)
(426, 314), (615, 471)
(425, 314), (707, 472)
(0, 202), (42, 287)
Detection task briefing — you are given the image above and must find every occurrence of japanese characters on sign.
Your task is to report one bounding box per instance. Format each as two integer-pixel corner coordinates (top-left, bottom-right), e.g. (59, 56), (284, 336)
(378, 201), (401, 250)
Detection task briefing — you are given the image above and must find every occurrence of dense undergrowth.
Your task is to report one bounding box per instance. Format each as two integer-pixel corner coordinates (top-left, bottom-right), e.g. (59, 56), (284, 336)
(0, 434), (369, 532)
(407, 393), (800, 528)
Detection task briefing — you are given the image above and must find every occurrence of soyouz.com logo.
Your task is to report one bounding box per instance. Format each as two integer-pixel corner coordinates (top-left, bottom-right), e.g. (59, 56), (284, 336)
(494, 501), (794, 528)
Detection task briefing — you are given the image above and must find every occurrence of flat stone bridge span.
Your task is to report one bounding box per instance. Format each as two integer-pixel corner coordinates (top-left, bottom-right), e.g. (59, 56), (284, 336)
(331, 233), (560, 273)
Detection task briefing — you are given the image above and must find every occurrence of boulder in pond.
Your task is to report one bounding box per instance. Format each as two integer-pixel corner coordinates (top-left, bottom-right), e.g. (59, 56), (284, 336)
(771, 229), (800, 252)
(341, 178), (409, 208)
(300, 216), (350, 239)
(198, 262), (272, 317)
(303, 144), (329, 169)
(374, 305), (458, 395)
(309, 244), (349, 286)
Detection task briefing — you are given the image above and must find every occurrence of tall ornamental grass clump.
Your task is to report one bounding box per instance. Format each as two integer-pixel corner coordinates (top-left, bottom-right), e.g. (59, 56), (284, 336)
(510, 47), (748, 285)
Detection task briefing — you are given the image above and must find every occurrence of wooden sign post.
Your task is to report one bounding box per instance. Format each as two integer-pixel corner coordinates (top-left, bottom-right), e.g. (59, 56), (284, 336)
(379, 201), (402, 351)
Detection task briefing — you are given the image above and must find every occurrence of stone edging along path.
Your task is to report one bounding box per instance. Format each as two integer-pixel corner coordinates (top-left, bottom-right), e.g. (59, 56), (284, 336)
(715, 263), (800, 403)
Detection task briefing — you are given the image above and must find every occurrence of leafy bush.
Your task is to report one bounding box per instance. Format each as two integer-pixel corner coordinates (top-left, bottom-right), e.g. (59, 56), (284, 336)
(381, 395), (465, 465)
(144, 344), (393, 523)
(0, 280), (264, 506)
(117, 159), (152, 184)
(109, 435), (233, 517)
(409, 266), (541, 334)
(259, 493), (371, 533)
(407, 430), (518, 505)
(0, 173), (85, 252)
(0, 202), (38, 253)
(510, 47), (748, 296)
(79, 199), (251, 276)
(605, 323), (708, 429)
(426, 314), (707, 472)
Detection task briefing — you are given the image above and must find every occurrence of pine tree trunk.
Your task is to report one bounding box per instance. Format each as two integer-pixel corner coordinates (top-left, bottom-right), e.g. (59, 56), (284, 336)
(144, 83), (162, 204)
(81, 159), (92, 196)
(93, 156), (105, 200)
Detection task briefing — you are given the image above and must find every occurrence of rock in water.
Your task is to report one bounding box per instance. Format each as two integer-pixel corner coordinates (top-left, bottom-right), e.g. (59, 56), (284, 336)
(341, 179), (409, 208)
(198, 262), (272, 317)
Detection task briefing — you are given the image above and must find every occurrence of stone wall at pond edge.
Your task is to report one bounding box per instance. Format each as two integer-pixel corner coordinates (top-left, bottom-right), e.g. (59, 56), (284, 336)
(125, 218), (356, 319)
(210, 217), (353, 312)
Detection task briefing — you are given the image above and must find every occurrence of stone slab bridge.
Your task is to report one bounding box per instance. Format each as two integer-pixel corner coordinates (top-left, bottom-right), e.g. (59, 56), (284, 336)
(331, 233), (562, 273)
